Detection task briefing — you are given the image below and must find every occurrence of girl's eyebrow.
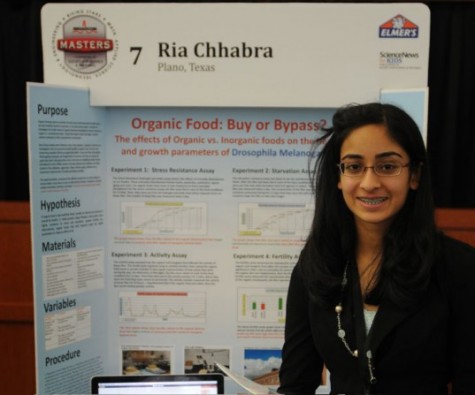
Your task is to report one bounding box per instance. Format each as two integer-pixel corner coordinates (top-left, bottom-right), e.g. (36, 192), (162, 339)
(341, 151), (403, 161)
(376, 151), (404, 159)
(340, 153), (363, 161)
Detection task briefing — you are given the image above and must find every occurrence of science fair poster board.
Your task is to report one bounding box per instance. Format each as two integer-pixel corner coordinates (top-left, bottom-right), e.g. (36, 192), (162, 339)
(30, 3), (429, 394)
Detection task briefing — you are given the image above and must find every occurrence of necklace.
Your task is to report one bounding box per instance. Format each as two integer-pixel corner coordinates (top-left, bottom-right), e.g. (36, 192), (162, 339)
(335, 263), (377, 384)
(335, 265), (358, 357)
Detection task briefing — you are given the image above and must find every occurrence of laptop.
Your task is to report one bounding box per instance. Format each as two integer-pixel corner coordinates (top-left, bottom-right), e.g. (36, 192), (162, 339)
(91, 373), (225, 394)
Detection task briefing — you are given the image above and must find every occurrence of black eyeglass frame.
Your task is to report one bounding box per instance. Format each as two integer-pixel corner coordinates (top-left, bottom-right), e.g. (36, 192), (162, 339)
(336, 162), (412, 177)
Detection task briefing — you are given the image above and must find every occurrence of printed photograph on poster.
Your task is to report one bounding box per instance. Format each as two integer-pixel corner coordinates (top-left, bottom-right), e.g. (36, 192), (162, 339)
(184, 347), (230, 374)
(244, 348), (281, 387)
(122, 347), (172, 376)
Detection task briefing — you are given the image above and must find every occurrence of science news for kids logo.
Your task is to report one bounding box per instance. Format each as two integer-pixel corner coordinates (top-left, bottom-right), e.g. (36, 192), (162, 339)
(379, 15), (419, 38)
(378, 15), (421, 70)
(51, 10), (118, 79)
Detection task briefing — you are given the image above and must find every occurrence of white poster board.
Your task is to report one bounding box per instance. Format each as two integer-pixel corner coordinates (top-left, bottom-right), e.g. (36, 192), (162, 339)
(31, 3), (430, 394)
(41, 3), (430, 107)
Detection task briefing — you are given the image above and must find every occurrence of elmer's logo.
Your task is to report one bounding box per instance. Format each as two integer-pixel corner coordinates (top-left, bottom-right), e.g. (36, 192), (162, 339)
(52, 11), (118, 79)
(379, 15), (419, 38)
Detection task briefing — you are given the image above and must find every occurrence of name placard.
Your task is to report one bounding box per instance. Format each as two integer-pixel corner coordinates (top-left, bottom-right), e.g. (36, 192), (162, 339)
(41, 3), (430, 106)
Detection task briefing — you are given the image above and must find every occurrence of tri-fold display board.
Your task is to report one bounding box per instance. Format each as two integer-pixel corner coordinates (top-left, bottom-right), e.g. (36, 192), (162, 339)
(29, 3), (429, 394)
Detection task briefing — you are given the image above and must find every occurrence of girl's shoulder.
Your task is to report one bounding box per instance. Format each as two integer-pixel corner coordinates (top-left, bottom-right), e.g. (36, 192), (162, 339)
(439, 233), (475, 260)
(437, 233), (475, 283)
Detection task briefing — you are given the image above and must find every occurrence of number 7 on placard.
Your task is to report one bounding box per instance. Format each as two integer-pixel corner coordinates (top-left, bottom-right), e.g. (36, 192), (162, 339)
(130, 47), (142, 65)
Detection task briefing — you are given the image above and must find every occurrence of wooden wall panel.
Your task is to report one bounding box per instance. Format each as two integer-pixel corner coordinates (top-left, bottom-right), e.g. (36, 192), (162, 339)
(0, 201), (35, 395)
(435, 208), (475, 247)
(0, 323), (35, 394)
(0, 202), (473, 395)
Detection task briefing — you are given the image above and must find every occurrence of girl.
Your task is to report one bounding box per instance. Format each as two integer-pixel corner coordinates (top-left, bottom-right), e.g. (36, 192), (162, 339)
(278, 103), (475, 395)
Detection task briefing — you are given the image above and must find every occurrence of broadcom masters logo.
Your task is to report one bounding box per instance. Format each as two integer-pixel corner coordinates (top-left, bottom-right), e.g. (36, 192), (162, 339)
(379, 15), (419, 38)
(52, 10), (118, 79)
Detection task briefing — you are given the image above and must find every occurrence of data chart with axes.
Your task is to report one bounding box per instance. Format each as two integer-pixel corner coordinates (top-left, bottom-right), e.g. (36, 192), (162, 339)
(121, 201), (207, 235)
(238, 287), (286, 324)
(119, 291), (207, 324)
(238, 203), (313, 237)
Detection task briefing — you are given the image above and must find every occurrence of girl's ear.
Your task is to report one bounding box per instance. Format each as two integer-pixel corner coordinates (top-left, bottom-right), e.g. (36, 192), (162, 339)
(409, 163), (422, 190)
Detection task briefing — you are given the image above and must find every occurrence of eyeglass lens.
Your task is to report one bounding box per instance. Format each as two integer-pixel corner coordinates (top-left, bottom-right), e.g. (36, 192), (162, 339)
(339, 162), (407, 176)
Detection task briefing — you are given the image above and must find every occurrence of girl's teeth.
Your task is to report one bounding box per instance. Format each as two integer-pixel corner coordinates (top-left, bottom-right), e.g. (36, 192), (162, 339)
(360, 198), (385, 205)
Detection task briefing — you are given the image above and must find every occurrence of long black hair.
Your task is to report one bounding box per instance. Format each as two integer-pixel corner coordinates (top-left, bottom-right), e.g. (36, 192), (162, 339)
(300, 102), (438, 308)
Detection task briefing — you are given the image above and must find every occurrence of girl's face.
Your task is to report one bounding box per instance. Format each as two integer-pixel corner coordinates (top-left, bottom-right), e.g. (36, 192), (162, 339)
(337, 124), (419, 233)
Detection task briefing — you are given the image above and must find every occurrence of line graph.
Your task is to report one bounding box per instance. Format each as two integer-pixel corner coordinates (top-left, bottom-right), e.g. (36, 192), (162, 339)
(121, 201), (207, 235)
(238, 203), (313, 237)
(119, 291), (206, 323)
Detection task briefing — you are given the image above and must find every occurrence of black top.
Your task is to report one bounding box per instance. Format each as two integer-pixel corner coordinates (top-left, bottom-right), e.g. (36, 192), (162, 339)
(278, 234), (475, 395)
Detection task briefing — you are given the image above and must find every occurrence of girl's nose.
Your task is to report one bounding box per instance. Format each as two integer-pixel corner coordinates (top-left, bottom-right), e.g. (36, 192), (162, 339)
(359, 167), (381, 190)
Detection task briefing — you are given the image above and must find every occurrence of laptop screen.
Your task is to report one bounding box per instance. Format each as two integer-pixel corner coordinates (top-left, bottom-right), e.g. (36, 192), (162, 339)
(91, 374), (224, 394)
